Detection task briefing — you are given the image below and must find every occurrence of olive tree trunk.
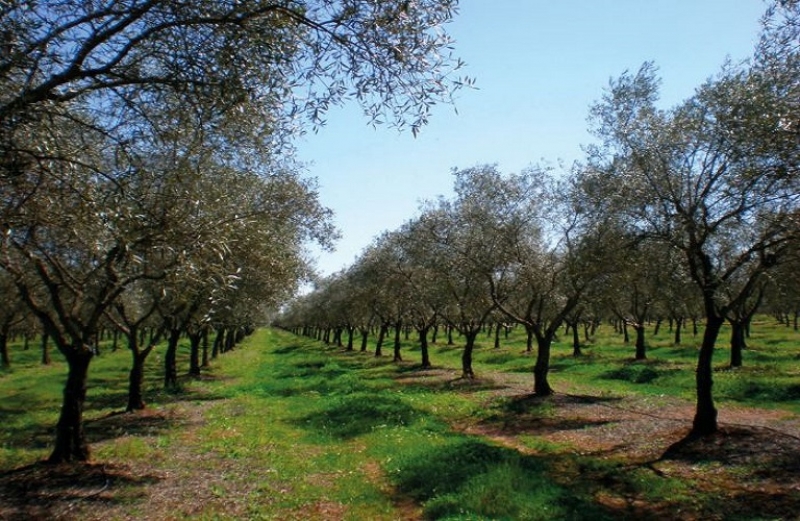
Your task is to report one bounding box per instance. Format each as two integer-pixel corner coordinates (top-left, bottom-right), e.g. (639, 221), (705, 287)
(49, 347), (93, 463)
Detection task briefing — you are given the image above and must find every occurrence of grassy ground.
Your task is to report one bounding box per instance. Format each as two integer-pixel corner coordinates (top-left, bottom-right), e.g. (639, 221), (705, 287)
(0, 320), (799, 520)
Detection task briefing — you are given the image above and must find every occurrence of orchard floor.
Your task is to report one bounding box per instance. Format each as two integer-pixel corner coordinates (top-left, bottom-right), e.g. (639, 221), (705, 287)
(1, 347), (799, 520)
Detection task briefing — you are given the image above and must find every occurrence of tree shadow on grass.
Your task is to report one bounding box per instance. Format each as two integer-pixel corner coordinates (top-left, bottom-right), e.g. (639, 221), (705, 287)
(84, 408), (183, 445)
(600, 362), (680, 384)
(657, 425), (800, 519)
(393, 363), (441, 374)
(479, 393), (621, 434)
(2, 380), (222, 457)
(395, 373), (510, 395)
(0, 462), (160, 521)
(275, 360), (349, 380)
(295, 393), (420, 439)
(662, 425), (800, 473)
(272, 344), (306, 355)
(388, 438), (613, 520)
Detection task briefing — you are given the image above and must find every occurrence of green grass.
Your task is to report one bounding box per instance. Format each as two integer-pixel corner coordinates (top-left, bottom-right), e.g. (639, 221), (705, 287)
(1, 320), (799, 519)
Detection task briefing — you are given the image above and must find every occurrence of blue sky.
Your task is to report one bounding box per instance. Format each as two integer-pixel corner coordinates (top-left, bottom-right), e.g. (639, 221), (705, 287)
(299, 1), (767, 277)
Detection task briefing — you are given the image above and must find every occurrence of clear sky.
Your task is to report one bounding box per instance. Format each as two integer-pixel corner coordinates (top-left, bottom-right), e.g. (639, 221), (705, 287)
(299, 0), (767, 277)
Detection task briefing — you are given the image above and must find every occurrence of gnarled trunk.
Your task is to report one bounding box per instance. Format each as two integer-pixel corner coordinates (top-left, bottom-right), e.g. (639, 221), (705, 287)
(164, 328), (180, 390)
(673, 317), (683, 345)
(189, 331), (202, 377)
(634, 324), (647, 360)
(375, 322), (387, 357)
(49, 347), (93, 463)
(533, 334), (554, 396)
(41, 331), (51, 365)
(212, 327), (223, 359)
(525, 326), (534, 353)
(692, 315), (723, 436)
(0, 333), (9, 369)
(570, 321), (581, 357)
(393, 321), (402, 362)
(127, 351), (147, 411)
(461, 329), (478, 378)
(418, 326), (431, 369)
(201, 328), (210, 368)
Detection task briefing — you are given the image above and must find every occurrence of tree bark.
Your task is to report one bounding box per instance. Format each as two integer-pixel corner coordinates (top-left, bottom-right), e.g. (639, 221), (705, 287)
(375, 322), (387, 357)
(674, 317), (683, 345)
(224, 328), (236, 352)
(634, 324), (647, 360)
(418, 327), (431, 369)
(359, 328), (369, 352)
(127, 351), (147, 411)
(212, 327), (223, 359)
(125, 326), (148, 412)
(692, 315), (723, 436)
(533, 335), (554, 396)
(0, 333), (9, 369)
(201, 328), (210, 368)
(461, 330), (477, 378)
(49, 347), (93, 463)
(570, 320), (581, 357)
(525, 326), (534, 353)
(164, 328), (180, 390)
(188, 332), (201, 377)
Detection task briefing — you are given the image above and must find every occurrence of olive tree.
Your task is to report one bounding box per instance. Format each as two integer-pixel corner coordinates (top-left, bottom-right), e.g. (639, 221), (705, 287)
(448, 165), (613, 395)
(1, 144), (180, 462)
(407, 199), (497, 379)
(601, 239), (671, 361)
(584, 45), (800, 435)
(388, 225), (449, 368)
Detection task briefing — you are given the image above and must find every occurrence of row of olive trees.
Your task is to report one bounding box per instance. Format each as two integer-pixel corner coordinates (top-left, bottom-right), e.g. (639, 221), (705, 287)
(1, 0), (468, 463)
(278, 1), (800, 437)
